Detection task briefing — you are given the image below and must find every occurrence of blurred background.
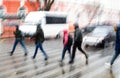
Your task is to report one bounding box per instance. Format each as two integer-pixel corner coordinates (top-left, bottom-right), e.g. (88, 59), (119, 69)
(0, 0), (120, 38)
(0, 0), (120, 78)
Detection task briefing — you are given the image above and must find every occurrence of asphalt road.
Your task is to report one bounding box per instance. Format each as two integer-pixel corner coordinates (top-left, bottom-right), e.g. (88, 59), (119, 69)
(0, 38), (119, 78)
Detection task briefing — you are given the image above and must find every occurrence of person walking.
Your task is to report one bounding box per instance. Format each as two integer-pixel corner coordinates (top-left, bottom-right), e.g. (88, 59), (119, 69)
(60, 29), (73, 65)
(69, 23), (88, 64)
(105, 24), (120, 68)
(31, 24), (48, 60)
(10, 25), (28, 56)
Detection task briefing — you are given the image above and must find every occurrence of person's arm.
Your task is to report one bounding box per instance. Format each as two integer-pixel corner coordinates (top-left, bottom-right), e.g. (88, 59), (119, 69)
(13, 31), (16, 35)
(74, 30), (78, 42)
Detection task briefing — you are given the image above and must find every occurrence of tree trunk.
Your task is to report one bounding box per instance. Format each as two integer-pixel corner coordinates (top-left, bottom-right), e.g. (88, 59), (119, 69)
(39, 0), (54, 11)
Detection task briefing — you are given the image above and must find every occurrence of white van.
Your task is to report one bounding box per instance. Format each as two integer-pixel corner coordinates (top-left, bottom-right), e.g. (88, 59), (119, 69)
(19, 11), (69, 38)
(0, 19), (3, 36)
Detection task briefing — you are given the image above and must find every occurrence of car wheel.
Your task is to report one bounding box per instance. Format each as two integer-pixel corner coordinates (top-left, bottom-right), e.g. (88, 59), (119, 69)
(104, 40), (109, 48)
(84, 44), (89, 48)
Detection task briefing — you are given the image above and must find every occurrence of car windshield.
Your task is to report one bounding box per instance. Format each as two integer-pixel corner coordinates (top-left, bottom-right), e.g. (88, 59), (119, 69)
(91, 27), (109, 36)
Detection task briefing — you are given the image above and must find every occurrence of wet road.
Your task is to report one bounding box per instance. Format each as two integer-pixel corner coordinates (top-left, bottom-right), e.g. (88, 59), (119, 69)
(0, 38), (120, 78)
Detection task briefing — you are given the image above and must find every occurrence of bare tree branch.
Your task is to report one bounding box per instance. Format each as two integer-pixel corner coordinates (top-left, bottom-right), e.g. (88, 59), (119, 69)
(44, 0), (54, 11)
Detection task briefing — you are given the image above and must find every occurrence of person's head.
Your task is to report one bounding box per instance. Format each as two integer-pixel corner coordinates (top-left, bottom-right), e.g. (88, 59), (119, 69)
(36, 24), (41, 31)
(74, 23), (79, 30)
(113, 23), (120, 32)
(15, 25), (19, 30)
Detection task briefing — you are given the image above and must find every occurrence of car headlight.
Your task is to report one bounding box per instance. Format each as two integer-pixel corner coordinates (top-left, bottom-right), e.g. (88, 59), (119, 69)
(97, 37), (104, 43)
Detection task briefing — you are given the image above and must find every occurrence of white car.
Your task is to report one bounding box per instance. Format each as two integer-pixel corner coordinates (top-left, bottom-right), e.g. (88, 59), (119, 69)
(83, 26), (116, 48)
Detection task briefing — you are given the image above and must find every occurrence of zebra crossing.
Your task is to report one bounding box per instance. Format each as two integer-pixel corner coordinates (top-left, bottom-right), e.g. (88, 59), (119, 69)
(0, 38), (120, 78)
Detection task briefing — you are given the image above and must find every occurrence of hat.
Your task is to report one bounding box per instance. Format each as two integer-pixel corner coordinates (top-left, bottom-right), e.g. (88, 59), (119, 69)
(15, 25), (19, 30)
(15, 24), (19, 27)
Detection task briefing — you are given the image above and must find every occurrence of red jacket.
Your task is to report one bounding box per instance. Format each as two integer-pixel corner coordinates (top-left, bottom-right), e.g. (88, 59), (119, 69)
(63, 30), (68, 46)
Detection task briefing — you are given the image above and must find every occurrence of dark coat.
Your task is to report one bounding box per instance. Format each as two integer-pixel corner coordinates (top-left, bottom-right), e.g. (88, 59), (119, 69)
(32, 28), (45, 44)
(14, 29), (23, 39)
(74, 27), (83, 44)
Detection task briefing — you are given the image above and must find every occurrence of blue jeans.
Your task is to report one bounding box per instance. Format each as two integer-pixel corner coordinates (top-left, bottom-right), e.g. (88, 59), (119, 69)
(111, 50), (120, 65)
(11, 38), (28, 54)
(61, 45), (71, 61)
(33, 42), (48, 58)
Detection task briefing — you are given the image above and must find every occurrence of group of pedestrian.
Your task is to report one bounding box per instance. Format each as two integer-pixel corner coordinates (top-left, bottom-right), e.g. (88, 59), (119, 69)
(10, 24), (48, 61)
(10, 23), (88, 64)
(60, 23), (88, 65)
(10, 22), (120, 68)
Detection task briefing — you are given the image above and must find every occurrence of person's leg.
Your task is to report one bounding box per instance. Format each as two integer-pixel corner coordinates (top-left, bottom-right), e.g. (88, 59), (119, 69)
(33, 43), (39, 59)
(11, 39), (18, 55)
(59, 46), (68, 66)
(20, 39), (28, 56)
(68, 46), (72, 61)
(38, 42), (48, 60)
(61, 46), (68, 61)
(110, 51), (120, 65)
(77, 43), (88, 64)
(69, 44), (77, 64)
(78, 46), (88, 58)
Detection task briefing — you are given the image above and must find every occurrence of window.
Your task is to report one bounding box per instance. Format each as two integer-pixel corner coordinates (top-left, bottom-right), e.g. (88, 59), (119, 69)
(46, 16), (66, 24)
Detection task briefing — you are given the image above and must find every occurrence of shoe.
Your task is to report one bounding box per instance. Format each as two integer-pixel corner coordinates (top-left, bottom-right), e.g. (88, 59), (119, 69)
(32, 56), (35, 59)
(105, 63), (112, 69)
(59, 60), (62, 63)
(10, 52), (13, 56)
(60, 62), (64, 67)
(69, 60), (74, 64)
(44, 57), (48, 61)
(24, 53), (27, 56)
